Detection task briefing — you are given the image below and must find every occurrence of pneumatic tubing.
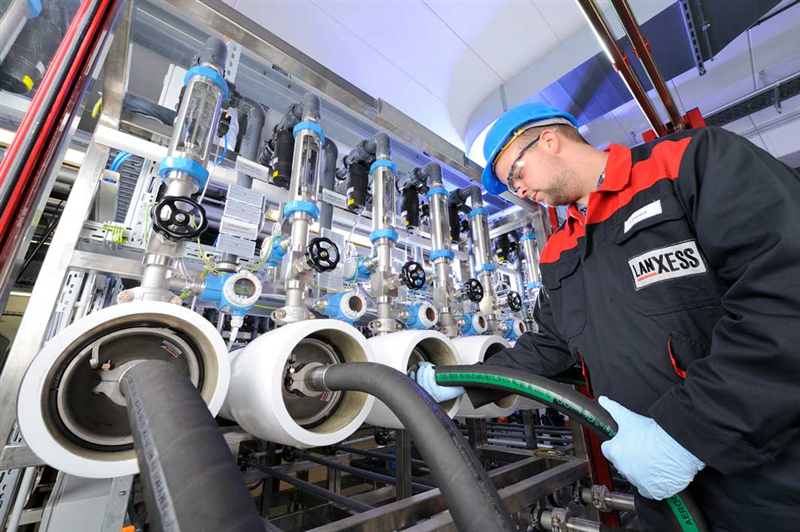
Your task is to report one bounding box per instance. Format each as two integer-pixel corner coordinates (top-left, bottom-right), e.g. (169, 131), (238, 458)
(312, 362), (516, 532)
(434, 365), (708, 532)
(121, 360), (263, 532)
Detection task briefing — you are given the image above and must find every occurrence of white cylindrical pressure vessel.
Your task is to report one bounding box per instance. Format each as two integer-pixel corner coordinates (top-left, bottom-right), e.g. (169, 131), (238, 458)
(221, 319), (375, 447)
(18, 302), (230, 478)
(453, 335), (520, 418)
(366, 330), (463, 429)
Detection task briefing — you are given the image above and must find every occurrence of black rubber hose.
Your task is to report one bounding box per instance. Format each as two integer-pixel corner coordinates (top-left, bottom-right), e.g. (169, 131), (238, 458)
(435, 365), (708, 532)
(316, 362), (515, 532)
(120, 361), (264, 532)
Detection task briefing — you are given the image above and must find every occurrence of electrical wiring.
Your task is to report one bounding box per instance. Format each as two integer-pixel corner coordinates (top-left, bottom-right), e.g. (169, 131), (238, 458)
(215, 135), (228, 166)
(254, 304), (278, 310)
(310, 280), (357, 293)
(92, 96), (102, 118)
(110, 152), (132, 172)
(249, 235), (277, 273)
(197, 237), (221, 274)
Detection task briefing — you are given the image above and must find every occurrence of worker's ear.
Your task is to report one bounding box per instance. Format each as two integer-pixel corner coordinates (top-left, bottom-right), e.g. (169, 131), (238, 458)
(541, 129), (561, 155)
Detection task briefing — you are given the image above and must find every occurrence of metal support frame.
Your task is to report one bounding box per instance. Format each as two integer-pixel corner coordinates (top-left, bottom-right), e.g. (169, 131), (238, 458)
(305, 456), (588, 532)
(575, 0), (668, 137)
(0, 0), (132, 470)
(38, 474), (133, 532)
(395, 429), (413, 501)
(608, 0), (685, 130)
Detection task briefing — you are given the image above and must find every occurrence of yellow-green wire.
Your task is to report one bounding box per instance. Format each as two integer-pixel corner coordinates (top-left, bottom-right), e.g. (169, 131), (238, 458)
(310, 280), (357, 293)
(197, 237), (221, 274)
(92, 96), (102, 118)
(249, 235), (277, 273)
(254, 304), (279, 310)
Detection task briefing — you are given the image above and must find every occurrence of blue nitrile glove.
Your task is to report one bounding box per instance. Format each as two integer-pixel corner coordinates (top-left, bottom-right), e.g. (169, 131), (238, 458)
(599, 396), (705, 500)
(413, 362), (465, 402)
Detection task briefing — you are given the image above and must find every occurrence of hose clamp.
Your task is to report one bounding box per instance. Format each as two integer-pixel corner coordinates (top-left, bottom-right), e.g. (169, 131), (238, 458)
(425, 187), (448, 201)
(184, 66), (229, 100)
(284, 200), (320, 221)
(430, 249), (454, 261)
(159, 156), (209, 188)
(475, 263), (496, 273)
(293, 121), (325, 145)
(370, 159), (397, 175)
(468, 208), (489, 219)
(370, 228), (399, 243)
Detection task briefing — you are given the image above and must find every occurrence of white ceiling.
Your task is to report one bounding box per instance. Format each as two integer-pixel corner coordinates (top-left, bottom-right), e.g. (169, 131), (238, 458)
(226, 0), (800, 168)
(226, 0), (671, 150)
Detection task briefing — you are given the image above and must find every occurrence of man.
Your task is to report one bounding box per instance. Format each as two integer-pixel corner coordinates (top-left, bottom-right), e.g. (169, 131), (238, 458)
(416, 102), (800, 531)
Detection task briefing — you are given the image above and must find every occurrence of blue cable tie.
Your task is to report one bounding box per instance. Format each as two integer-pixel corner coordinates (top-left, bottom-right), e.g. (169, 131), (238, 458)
(293, 121), (325, 145)
(370, 159), (397, 175)
(184, 66), (229, 100)
(526, 281), (542, 290)
(520, 233), (536, 243)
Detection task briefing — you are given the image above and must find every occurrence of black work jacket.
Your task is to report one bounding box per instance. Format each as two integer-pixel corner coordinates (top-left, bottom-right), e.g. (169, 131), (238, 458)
(480, 126), (800, 530)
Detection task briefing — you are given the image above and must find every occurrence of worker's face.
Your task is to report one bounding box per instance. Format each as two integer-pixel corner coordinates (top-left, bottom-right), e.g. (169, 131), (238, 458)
(494, 130), (581, 206)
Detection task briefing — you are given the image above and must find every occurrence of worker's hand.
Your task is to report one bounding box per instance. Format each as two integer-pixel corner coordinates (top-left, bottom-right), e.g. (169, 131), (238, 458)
(412, 362), (465, 402)
(598, 396), (705, 501)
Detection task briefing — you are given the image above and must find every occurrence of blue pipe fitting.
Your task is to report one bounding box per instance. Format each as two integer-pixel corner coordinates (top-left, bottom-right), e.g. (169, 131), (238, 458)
(184, 66), (229, 100)
(474, 263), (496, 274)
(293, 121), (325, 145)
(27, 0), (42, 18)
(284, 200), (320, 221)
(520, 233), (536, 243)
(319, 292), (366, 324)
(370, 228), (399, 243)
(265, 236), (287, 266)
(346, 256), (372, 282)
(370, 159), (397, 175)
(404, 302), (437, 330)
(460, 312), (488, 336)
(200, 274), (226, 306)
(468, 208), (489, 219)
(430, 249), (454, 261)
(425, 187), (448, 201)
(159, 156), (209, 188)
(526, 281), (542, 290)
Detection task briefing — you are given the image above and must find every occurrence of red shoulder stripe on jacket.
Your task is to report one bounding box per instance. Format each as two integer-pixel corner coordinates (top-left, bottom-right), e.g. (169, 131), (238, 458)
(540, 221), (585, 265)
(586, 137), (692, 225)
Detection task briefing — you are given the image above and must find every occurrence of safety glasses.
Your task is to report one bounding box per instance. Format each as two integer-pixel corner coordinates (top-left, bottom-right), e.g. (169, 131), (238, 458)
(505, 134), (542, 194)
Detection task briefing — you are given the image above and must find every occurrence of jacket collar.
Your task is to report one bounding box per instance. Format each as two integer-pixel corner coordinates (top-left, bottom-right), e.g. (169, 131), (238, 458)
(597, 144), (632, 193)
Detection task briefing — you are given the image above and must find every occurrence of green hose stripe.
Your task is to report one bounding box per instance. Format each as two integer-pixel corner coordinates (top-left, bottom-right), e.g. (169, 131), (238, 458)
(666, 495), (700, 532)
(437, 372), (555, 404)
(436, 372), (616, 438)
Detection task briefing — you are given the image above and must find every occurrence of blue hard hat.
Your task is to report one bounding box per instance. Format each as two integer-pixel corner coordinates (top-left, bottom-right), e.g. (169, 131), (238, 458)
(480, 103), (578, 196)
